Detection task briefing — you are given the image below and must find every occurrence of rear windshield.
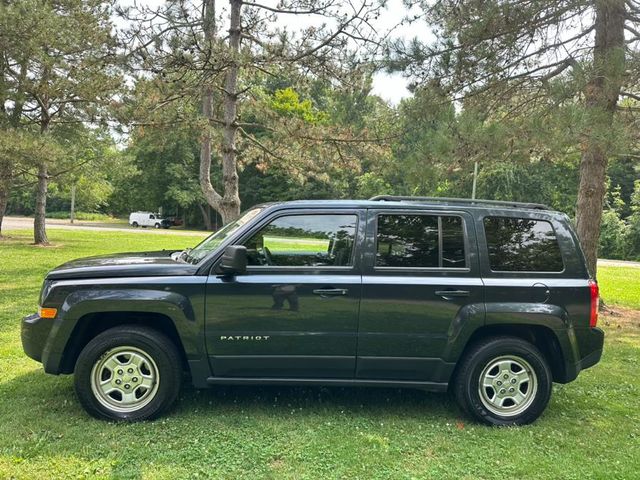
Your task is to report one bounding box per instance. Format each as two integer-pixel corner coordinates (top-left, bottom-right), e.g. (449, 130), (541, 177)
(483, 217), (564, 272)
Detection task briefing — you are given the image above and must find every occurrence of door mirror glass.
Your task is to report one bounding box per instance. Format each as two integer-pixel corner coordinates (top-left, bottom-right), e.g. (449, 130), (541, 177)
(216, 245), (247, 275)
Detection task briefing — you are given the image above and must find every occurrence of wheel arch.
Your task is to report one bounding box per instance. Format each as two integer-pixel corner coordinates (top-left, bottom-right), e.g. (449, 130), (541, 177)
(452, 323), (568, 384)
(59, 311), (189, 374)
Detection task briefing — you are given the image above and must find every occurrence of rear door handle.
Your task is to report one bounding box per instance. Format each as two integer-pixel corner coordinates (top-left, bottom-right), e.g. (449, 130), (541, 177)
(313, 288), (348, 297)
(435, 289), (470, 299)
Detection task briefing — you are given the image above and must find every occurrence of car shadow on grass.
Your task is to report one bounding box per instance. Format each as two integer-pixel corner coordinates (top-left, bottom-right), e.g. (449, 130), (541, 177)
(1, 369), (464, 425)
(175, 378), (465, 423)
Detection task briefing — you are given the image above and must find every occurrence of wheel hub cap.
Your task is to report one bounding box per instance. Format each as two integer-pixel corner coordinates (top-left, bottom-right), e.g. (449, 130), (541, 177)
(478, 355), (538, 417)
(90, 346), (160, 413)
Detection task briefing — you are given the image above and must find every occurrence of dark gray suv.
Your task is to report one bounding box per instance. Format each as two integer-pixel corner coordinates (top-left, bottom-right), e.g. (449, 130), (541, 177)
(22, 196), (604, 425)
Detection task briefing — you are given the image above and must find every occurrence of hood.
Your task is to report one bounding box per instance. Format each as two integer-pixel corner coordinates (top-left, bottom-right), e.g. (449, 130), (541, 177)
(46, 250), (199, 280)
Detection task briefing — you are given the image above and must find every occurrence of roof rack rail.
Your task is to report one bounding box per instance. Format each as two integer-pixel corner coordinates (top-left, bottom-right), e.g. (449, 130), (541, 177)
(368, 195), (550, 211)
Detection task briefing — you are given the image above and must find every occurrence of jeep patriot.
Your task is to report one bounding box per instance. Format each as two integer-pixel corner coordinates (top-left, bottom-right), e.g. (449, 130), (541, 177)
(21, 196), (604, 425)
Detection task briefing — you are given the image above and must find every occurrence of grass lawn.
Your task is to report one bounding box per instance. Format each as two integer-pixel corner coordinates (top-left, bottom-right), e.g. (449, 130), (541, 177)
(597, 266), (640, 309)
(1, 229), (639, 479)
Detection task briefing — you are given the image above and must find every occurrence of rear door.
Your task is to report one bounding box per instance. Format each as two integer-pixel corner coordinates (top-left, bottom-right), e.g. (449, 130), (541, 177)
(356, 208), (485, 383)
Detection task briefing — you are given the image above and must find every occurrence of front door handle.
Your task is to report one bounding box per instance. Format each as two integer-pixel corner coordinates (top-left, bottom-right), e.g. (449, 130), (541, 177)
(435, 289), (470, 299)
(313, 288), (348, 297)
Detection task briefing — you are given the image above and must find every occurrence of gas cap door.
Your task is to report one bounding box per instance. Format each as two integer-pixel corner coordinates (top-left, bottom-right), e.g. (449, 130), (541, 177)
(531, 282), (550, 303)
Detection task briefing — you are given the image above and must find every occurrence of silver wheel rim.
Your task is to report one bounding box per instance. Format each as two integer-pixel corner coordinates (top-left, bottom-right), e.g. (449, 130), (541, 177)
(478, 355), (538, 417)
(90, 346), (160, 413)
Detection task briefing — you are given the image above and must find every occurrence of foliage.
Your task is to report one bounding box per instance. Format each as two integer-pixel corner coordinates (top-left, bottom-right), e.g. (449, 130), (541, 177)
(45, 211), (118, 221)
(355, 172), (394, 199)
(598, 209), (628, 260)
(269, 88), (329, 124)
(0, 0), (122, 242)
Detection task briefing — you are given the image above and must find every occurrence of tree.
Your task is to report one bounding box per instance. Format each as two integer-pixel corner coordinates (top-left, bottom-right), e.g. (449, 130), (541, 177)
(389, 0), (635, 275)
(123, 0), (385, 224)
(1, 0), (121, 244)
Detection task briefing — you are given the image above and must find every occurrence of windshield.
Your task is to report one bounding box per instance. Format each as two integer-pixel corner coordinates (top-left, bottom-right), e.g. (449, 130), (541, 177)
(185, 207), (263, 264)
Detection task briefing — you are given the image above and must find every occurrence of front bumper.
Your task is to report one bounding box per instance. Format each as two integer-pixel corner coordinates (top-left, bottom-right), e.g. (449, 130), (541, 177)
(21, 313), (53, 363)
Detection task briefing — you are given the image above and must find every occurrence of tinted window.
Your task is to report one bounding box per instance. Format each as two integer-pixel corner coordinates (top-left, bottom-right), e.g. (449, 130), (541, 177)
(376, 215), (466, 268)
(245, 214), (357, 267)
(484, 217), (563, 272)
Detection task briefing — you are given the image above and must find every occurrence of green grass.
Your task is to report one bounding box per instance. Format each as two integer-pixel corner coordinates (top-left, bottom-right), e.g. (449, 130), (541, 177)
(1, 229), (639, 479)
(264, 235), (330, 253)
(598, 265), (640, 309)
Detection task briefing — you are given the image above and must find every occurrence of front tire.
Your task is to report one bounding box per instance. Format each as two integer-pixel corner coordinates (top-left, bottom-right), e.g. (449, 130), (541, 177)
(74, 326), (182, 421)
(131, 221), (138, 228)
(154, 223), (161, 229)
(453, 336), (552, 426)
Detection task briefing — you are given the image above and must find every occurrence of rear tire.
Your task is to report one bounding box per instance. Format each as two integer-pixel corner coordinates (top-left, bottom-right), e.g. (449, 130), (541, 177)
(132, 222), (138, 228)
(453, 336), (552, 426)
(74, 325), (182, 421)
(154, 223), (161, 229)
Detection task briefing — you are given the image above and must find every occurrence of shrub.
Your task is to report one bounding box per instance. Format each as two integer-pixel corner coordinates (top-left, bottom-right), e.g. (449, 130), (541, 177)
(46, 211), (116, 221)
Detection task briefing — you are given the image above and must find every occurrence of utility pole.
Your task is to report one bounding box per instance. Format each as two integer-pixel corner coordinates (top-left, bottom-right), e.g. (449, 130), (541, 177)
(471, 162), (478, 199)
(70, 184), (76, 224)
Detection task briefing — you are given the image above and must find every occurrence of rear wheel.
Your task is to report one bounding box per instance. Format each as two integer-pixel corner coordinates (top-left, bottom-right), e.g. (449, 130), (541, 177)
(74, 326), (182, 421)
(132, 221), (138, 228)
(453, 336), (552, 426)
(154, 223), (161, 229)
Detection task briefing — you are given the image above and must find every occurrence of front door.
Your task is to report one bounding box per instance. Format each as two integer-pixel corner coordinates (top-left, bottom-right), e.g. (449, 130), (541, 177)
(357, 209), (485, 383)
(205, 209), (364, 378)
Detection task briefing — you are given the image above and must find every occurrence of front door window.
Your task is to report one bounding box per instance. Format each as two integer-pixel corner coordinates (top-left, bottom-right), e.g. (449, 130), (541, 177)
(244, 214), (358, 267)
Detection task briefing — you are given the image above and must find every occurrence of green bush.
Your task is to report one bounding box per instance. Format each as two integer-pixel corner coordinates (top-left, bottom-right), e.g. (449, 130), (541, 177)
(46, 211), (116, 221)
(599, 209), (628, 259)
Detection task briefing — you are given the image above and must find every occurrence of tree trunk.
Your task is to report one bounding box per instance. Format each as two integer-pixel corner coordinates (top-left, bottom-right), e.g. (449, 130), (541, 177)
(198, 203), (213, 230)
(575, 0), (625, 277)
(199, 0), (242, 225)
(34, 161), (49, 245)
(218, 0), (242, 223)
(0, 174), (9, 238)
(70, 184), (76, 223)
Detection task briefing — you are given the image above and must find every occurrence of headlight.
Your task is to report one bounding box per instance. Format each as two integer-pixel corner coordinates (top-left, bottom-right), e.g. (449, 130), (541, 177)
(39, 280), (53, 306)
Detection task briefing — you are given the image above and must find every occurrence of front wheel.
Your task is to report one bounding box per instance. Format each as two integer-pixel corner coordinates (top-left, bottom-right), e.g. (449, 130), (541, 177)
(453, 336), (552, 426)
(74, 326), (182, 421)
(154, 223), (161, 229)
(131, 221), (138, 228)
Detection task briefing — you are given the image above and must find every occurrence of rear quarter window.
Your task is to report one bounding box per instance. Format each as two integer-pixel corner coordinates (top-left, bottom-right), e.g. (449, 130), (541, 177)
(483, 216), (564, 272)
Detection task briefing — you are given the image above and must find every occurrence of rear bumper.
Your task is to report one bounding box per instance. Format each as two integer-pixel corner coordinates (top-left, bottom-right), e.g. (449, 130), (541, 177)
(559, 327), (604, 383)
(21, 313), (53, 363)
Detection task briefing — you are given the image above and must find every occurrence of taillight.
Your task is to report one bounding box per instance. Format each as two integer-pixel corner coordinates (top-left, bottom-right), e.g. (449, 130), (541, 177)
(588, 279), (599, 328)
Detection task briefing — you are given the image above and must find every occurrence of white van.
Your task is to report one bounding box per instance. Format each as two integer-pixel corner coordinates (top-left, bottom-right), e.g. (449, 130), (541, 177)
(129, 212), (170, 229)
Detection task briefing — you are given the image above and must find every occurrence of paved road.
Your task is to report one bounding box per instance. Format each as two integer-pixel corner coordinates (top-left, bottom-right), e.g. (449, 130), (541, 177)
(3, 216), (208, 237)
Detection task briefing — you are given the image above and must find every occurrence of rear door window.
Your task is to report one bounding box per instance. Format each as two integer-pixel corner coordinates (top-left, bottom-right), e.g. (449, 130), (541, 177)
(376, 214), (466, 268)
(483, 217), (564, 272)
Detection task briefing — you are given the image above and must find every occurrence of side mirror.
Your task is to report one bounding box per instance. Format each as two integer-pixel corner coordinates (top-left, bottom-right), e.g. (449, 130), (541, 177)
(216, 245), (247, 275)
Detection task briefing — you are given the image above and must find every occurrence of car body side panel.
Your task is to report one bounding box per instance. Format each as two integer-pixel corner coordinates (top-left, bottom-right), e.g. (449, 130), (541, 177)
(475, 210), (600, 381)
(356, 209), (486, 383)
(37, 277), (207, 378)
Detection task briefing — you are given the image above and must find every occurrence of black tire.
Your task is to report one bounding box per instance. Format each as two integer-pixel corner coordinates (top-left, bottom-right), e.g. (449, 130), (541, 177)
(453, 336), (552, 426)
(154, 223), (161, 229)
(74, 325), (182, 421)
(132, 222), (138, 228)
